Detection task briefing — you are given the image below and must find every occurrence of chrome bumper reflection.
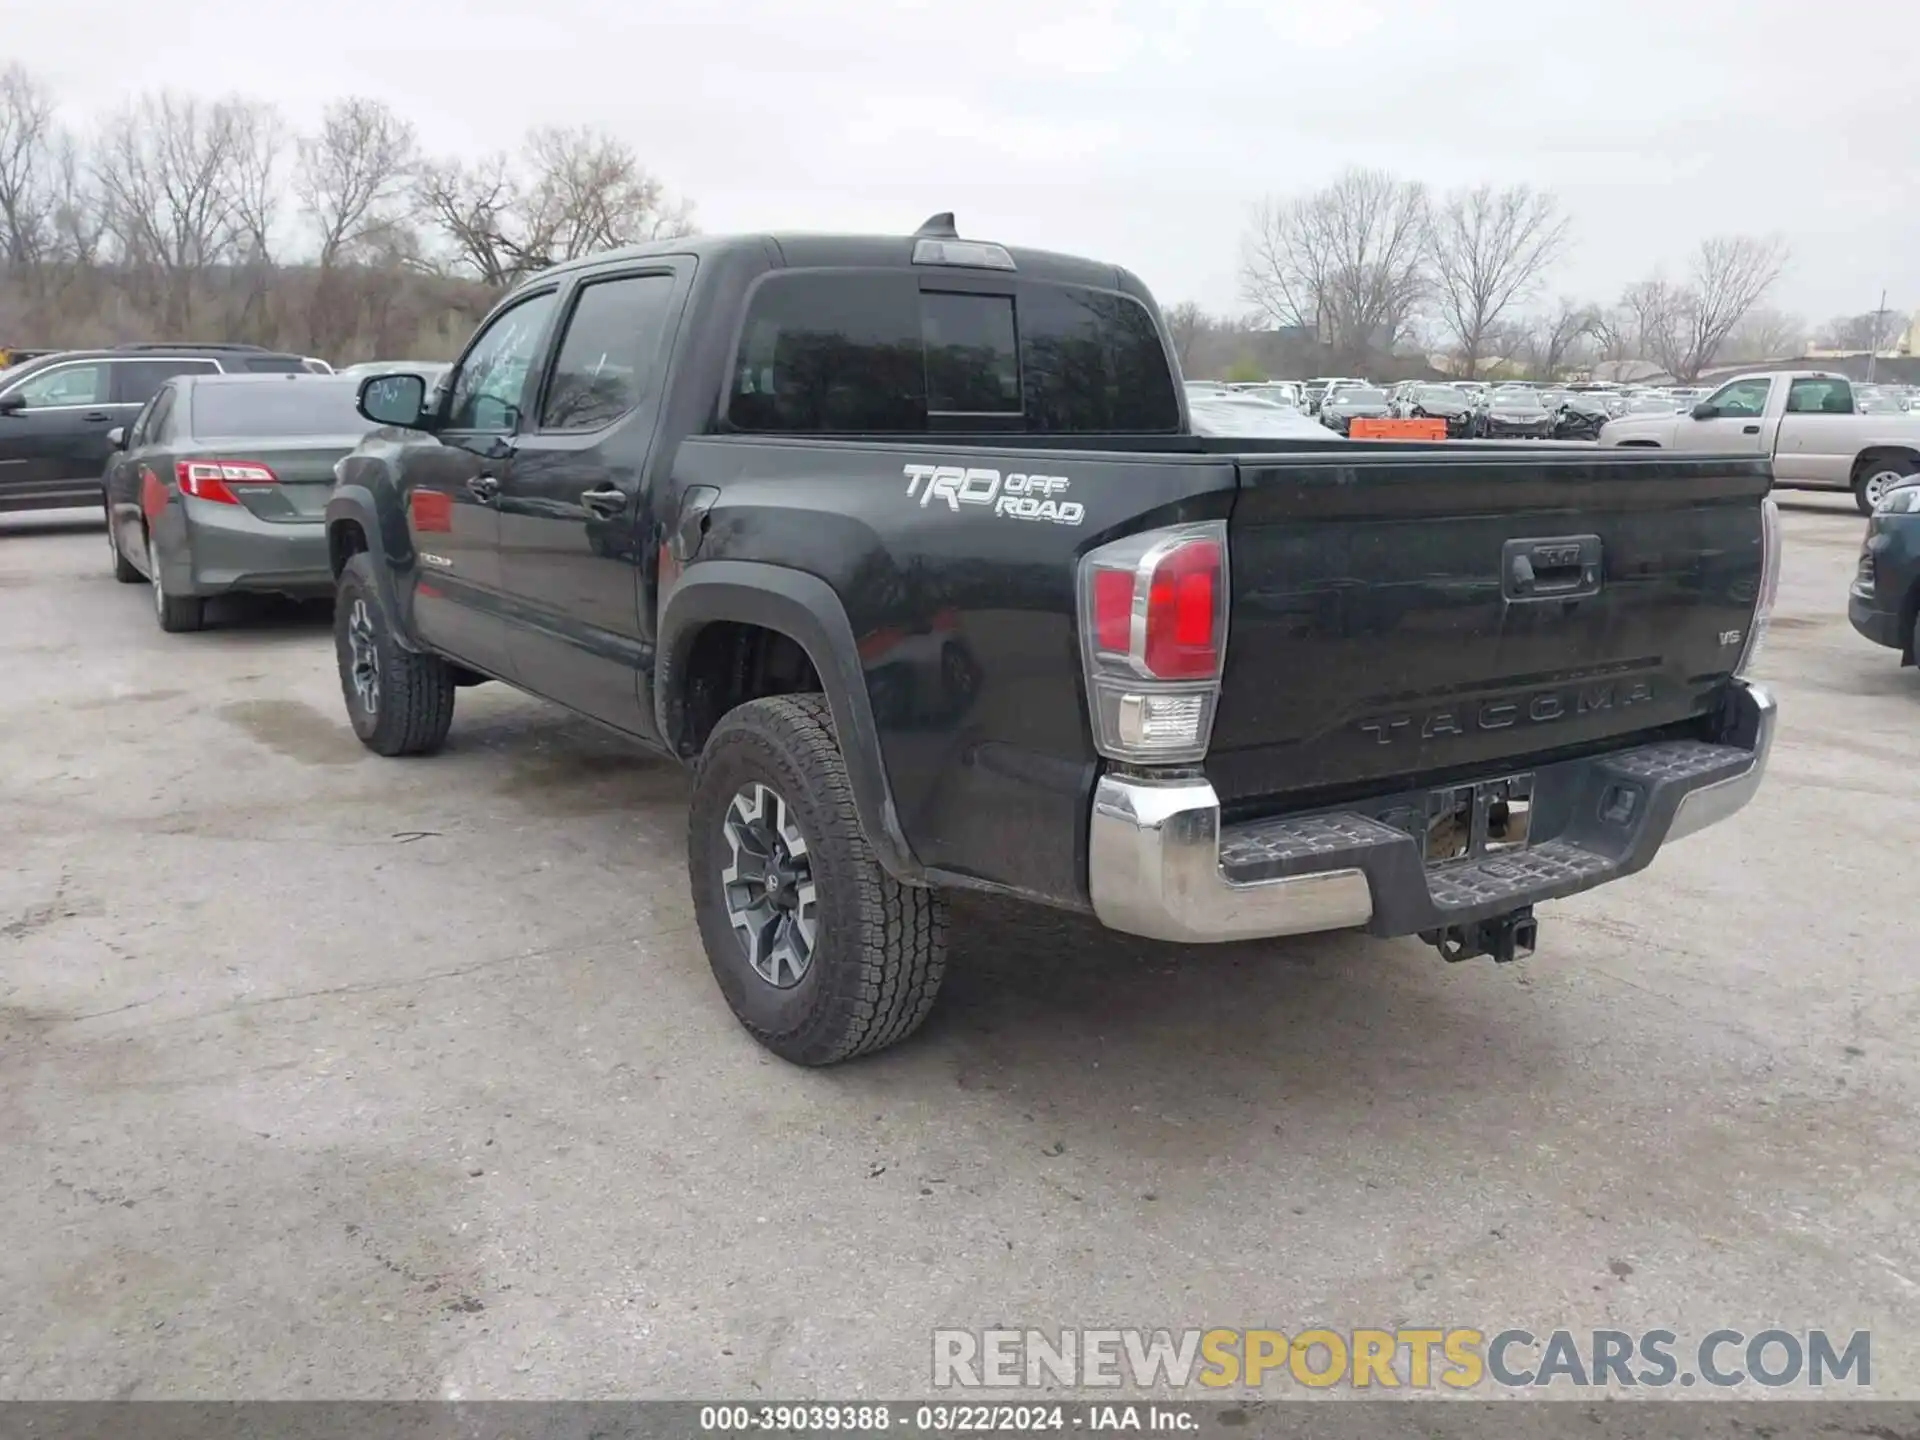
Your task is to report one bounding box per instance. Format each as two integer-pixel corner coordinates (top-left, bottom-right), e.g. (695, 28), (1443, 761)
(1088, 773), (1374, 943)
(1666, 680), (1777, 842)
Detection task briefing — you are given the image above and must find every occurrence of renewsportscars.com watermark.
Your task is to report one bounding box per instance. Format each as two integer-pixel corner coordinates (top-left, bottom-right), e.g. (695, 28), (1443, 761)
(932, 1328), (1871, 1392)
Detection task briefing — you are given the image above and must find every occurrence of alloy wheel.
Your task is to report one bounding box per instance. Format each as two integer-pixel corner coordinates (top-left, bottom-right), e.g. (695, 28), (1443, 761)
(720, 781), (817, 988)
(346, 597), (381, 716)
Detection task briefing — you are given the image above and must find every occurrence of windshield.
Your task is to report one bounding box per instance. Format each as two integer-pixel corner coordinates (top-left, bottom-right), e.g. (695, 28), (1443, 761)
(1333, 387), (1387, 404)
(1490, 389), (1544, 410)
(1627, 395), (1678, 413)
(1416, 386), (1466, 405)
(190, 379), (366, 437)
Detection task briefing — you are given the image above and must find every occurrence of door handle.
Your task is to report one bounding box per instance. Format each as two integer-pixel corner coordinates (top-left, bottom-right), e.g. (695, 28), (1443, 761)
(83, 411), (112, 423)
(579, 486), (627, 518)
(466, 474), (499, 502)
(1742, 424), (1760, 434)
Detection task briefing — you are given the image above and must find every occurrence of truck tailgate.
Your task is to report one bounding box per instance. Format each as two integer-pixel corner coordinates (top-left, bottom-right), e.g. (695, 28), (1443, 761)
(1208, 448), (1773, 806)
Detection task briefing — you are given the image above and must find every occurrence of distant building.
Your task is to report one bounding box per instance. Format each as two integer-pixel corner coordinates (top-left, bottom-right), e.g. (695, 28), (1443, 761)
(1804, 309), (1918, 361)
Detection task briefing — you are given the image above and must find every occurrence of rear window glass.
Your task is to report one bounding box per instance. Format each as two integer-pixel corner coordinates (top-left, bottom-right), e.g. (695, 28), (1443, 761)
(727, 271), (1178, 434)
(190, 380), (365, 437)
(922, 291), (1020, 415)
(237, 356), (308, 374)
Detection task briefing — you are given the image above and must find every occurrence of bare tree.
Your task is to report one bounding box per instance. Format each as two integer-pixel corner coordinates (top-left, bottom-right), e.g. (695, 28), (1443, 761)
(1814, 308), (1898, 352)
(1427, 184), (1570, 378)
(416, 126), (692, 289)
(297, 98), (418, 353)
(1520, 296), (1596, 379)
(224, 101), (284, 342)
(0, 64), (58, 269)
(516, 125), (692, 266)
(1242, 168), (1428, 372)
(1619, 277), (1686, 376)
(1659, 236), (1790, 381)
(1162, 301), (1206, 371)
(414, 153), (521, 287)
(1723, 306), (1805, 362)
(94, 93), (251, 331)
(48, 132), (105, 266)
(297, 98), (417, 267)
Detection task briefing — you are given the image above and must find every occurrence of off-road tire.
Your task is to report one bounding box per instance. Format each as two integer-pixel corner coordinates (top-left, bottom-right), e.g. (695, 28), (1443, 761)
(689, 693), (947, 1065)
(107, 502), (141, 583)
(148, 532), (204, 632)
(334, 552), (456, 756)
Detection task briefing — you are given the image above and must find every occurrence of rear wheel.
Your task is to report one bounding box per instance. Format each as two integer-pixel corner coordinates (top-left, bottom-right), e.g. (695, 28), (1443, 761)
(334, 553), (456, 756)
(1854, 455), (1916, 516)
(689, 694), (947, 1065)
(148, 533), (204, 632)
(106, 501), (140, 583)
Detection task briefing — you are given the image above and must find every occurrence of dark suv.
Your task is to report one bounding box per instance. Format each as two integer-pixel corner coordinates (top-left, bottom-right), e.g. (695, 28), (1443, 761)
(0, 344), (309, 514)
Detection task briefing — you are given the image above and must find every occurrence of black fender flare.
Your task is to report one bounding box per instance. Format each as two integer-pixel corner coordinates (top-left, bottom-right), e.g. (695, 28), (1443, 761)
(325, 484), (420, 650)
(657, 560), (922, 884)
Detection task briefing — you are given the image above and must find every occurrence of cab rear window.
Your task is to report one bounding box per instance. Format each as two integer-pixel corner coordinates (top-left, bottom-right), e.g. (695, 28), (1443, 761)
(726, 271), (1178, 434)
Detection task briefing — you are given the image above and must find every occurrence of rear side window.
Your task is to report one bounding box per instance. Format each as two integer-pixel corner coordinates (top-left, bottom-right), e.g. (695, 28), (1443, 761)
(539, 273), (678, 431)
(113, 358), (218, 405)
(1785, 378), (1853, 415)
(726, 271), (1178, 434)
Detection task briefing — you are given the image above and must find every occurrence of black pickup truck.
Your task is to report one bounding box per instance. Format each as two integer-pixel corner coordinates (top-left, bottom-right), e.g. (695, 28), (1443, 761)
(327, 217), (1780, 1065)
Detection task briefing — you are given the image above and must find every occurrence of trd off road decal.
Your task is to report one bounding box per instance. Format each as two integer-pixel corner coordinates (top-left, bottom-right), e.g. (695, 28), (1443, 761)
(903, 464), (1085, 526)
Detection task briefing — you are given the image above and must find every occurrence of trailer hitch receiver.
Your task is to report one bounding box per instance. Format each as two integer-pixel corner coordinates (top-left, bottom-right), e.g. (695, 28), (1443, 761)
(1424, 906), (1538, 964)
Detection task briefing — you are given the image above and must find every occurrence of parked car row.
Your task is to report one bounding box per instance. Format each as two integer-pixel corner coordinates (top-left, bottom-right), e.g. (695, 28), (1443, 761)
(0, 344), (452, 516)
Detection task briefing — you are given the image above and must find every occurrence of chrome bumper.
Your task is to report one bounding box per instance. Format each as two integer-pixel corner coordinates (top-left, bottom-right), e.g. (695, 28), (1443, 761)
(1666, 680), (1777, 842)
(1088, 681), (1776, 944)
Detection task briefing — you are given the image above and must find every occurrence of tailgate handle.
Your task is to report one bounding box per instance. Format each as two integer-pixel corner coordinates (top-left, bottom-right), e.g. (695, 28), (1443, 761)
(1504, 535), (1601, 602)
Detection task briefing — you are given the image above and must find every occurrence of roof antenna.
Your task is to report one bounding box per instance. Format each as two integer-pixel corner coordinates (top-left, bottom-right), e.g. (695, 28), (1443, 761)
(915, 212), (959, 238)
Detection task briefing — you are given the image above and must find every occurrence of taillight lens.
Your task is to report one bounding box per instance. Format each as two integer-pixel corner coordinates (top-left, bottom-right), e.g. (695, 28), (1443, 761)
(176, 459), (278, 505)
(1734, 497), (1780, 677)
(1079, 521), (1229, 763)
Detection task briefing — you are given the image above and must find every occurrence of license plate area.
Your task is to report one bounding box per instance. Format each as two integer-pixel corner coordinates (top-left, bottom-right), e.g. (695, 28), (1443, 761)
(1423, 774), (1534, 868)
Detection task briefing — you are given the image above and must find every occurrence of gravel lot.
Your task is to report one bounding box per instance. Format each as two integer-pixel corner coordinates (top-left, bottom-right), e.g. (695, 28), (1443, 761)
(1, 496), (1914, 1401)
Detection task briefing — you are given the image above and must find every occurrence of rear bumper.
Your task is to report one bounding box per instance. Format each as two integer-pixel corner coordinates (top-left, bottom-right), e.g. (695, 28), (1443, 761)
(1088, 680), (1776, 944)
(1849, 593), (1907, 653)
(179, 500), (331, 596)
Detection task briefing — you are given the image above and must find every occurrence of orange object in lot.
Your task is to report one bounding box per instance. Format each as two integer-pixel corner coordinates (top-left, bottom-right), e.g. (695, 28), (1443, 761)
(1349, 418), (1448, 440)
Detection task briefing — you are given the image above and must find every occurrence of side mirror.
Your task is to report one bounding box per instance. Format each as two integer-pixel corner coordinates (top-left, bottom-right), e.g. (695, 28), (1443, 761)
(106, 426), (126, 450)
(357, 372), (429, 428)
(1690, 402), (1717, 421)
(0, 393), (24, 415)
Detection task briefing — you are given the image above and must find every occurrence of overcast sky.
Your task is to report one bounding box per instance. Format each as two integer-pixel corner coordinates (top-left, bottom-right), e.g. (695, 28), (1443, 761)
(17, 0), (1918, 324)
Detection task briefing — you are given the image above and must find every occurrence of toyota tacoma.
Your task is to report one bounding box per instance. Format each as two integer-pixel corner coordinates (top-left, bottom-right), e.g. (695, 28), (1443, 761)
(326, 217), (1780, 1065)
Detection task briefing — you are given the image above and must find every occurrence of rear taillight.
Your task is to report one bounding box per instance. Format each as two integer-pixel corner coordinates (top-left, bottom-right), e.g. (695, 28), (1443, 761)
(1078, 521), (1228, 763)
(1735, 497), (1780, 677)
(176, 459), (278, 505)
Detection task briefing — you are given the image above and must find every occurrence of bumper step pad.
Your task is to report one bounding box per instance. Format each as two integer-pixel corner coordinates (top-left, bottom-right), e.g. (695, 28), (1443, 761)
(1215, 736), (1755, 931)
